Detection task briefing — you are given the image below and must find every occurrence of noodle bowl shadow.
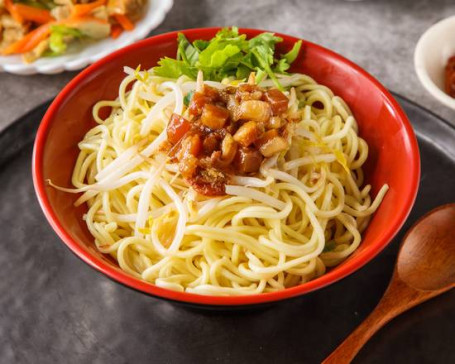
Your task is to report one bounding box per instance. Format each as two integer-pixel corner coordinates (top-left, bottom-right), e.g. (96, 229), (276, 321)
(32, 28), (420, 307)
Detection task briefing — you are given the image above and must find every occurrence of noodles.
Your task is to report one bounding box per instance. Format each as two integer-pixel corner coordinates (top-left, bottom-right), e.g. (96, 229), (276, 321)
(64, 70), (388, 296)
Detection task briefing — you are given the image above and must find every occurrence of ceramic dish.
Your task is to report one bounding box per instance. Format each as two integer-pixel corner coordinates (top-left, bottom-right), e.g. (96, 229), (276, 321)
(32, 28), (420, 307)
(0, 0), (173, 75)
(415, 15), (455, 110)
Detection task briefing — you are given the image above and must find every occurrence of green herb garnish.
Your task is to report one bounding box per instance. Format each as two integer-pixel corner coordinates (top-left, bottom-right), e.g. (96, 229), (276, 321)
(153, 27), (302, 90)
(183, 90), (194, 106)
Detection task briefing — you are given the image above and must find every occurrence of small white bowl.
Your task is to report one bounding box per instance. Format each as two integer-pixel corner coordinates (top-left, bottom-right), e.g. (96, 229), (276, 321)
(415, 15), (455, 110)
(0, 0), (173, 75)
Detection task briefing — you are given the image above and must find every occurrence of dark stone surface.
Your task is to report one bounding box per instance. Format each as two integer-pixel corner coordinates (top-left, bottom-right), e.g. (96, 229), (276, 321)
(0, 95), (454, 363)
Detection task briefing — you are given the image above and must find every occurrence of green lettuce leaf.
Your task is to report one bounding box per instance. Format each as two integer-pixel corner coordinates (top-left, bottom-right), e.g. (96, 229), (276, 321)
(214, 26), (240, 39)
(198, 44), (241, 68)
(196, 28), (248, 71)
(193, 39), (209, 52)
(177, 33), (199, 66)
(248, 32), (284, 89)
(153, 57), (198, 79)
(49, 25), (84, 55)
(152, 27), (302, 88)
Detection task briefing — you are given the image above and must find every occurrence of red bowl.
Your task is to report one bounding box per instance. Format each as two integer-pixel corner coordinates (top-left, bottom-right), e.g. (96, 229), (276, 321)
(32, 28), (420, 307)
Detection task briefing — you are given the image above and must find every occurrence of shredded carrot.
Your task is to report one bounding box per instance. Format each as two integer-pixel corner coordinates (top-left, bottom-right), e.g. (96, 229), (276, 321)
(110, 24), (123, 39)
(13, 4), (54, 24)
(4, 0), (24, 24)
(113, 14), (134, 31)
(1, 22), (52, 55)
(71, 0), (106, 18)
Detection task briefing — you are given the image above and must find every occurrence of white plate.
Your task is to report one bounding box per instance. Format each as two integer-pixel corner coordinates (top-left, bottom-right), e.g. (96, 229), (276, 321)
(0, 0), (173, 75)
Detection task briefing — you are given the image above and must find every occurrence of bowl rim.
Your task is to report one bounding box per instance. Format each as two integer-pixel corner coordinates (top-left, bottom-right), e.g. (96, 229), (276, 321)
(414, 15), (455, 110)
(32, 27), (421, 306)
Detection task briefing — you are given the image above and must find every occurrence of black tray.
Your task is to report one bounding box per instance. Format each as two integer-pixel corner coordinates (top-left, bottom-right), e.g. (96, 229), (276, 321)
(1, 95), (454, 364)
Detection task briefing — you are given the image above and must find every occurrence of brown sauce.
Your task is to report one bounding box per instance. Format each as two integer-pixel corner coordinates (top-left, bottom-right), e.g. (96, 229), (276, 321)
(163, 83), (293, 196)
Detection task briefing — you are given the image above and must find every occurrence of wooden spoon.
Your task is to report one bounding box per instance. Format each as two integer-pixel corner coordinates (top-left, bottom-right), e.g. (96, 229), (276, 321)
(323, 203), (455, 364)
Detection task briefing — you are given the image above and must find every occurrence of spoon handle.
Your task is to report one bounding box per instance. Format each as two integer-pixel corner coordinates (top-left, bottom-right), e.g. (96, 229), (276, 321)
(322, 277), (445, 364)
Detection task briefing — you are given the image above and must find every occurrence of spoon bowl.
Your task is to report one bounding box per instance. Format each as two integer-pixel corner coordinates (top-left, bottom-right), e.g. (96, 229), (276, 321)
(398, 204), (455, 291)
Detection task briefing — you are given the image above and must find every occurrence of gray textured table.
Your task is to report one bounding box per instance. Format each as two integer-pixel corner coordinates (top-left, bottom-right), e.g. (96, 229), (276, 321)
(1, 0), (455, 129)
(2, 1), (455, 364)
